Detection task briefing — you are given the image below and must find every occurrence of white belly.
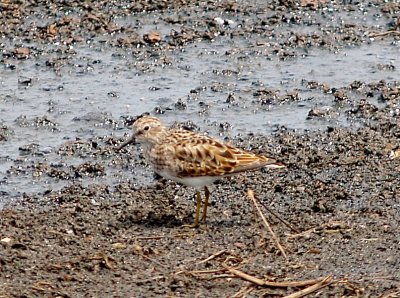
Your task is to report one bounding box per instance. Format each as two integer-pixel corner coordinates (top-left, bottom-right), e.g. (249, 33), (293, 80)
(157, 170), (219, 188)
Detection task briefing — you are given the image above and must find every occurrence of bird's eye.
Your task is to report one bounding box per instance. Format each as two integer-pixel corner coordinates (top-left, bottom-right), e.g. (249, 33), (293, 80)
(143, 126), (150, 131)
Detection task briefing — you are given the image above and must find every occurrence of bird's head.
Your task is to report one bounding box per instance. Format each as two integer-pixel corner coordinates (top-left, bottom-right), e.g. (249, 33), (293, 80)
(117, 115), (166, 150)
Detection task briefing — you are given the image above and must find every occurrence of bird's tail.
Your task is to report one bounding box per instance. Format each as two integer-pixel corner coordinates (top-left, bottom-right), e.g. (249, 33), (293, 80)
(265, 162), (286, 169)
(261, 157), (286, 169)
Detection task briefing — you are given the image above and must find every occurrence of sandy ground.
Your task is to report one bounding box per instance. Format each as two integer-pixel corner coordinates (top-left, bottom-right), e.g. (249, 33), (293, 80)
(1, 1), (400, 297)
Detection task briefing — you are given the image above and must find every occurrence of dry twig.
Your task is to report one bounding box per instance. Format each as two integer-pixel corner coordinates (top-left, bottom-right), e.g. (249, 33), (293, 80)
(247, 189), (288, 260)
(283, 275), (333, 298)
(177, 268), (224, 275)
(197, 249), (228, 264)
(222, 263), (330, 289)
(253, 194), (300, 233)
(369, 30), (400, 38)
(133, 232), (194, 241)
(222, 263), (265, 286)
(232, 285), (255, 298)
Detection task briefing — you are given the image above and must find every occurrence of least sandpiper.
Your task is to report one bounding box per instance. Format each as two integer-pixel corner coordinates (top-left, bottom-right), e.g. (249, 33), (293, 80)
(117, 115), (285, 227)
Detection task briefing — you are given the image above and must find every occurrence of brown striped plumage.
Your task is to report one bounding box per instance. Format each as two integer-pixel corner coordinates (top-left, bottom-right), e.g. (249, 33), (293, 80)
(117, 115), (285, 227)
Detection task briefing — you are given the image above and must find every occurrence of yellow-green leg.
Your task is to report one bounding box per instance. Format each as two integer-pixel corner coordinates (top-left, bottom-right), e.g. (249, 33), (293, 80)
(183, 190), (202, 228)
(200, 186), (210, 223)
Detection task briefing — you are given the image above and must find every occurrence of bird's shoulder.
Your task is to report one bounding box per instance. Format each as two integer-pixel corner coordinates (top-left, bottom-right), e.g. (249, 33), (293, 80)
(164, 129), (234, 157)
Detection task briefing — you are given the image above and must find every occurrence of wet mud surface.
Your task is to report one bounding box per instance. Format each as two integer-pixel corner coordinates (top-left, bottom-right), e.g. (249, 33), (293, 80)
(1, 1), (400, 297)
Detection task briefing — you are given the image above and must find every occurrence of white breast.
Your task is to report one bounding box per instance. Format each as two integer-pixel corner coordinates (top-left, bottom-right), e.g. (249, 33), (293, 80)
(156, 170), (219, 188)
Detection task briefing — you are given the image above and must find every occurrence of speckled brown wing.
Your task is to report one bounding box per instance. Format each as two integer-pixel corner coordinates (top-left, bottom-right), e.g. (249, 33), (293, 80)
(160, 130), (280, 178)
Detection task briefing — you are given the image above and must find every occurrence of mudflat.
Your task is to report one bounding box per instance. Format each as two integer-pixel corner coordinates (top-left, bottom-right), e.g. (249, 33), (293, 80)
(1, 1), (399, 297)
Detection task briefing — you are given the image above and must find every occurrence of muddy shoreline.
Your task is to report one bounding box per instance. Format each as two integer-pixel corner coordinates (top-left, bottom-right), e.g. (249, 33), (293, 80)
(1, 1), (400, 297)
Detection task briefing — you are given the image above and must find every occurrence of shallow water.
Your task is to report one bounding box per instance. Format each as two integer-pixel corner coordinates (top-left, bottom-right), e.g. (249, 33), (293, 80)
(1, 37), (399, 205)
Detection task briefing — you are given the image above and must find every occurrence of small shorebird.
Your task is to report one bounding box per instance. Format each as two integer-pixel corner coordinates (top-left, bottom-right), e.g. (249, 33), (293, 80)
(117, 115), (285, 227)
